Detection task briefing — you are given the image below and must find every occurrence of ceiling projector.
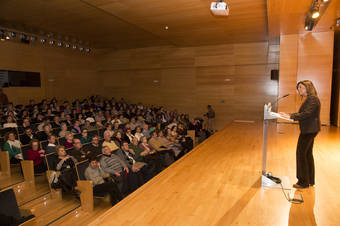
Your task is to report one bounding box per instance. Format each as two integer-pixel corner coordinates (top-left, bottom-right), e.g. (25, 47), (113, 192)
(210, 1), (229, 16)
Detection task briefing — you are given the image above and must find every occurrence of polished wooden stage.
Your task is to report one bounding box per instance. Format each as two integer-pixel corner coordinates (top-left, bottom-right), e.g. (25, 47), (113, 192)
(88, 122), (340, 226)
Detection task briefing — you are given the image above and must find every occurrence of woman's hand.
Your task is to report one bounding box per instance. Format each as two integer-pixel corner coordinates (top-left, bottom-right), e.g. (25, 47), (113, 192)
(279, 112), (290, 119)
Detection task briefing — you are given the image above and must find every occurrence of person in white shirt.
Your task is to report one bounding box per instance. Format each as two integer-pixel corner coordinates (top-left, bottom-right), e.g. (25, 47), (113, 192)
(3, 115), (18, 128)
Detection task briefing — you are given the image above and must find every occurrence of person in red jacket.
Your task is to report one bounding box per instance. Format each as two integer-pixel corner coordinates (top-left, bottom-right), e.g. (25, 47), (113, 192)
(27, 139), (47, 174)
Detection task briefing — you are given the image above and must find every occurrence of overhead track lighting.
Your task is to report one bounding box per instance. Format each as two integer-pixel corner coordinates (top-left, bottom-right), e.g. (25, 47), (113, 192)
(305, 17), (315, 31)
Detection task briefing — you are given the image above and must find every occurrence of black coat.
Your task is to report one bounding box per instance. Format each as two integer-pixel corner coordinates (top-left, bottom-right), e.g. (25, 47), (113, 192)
(290, 95), (321, 134)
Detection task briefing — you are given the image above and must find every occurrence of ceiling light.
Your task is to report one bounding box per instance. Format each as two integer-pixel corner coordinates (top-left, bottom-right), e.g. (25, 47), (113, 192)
(336, 18), (340, 27)
(85, 48), (91, 53)
(79, 47), (84, 51)
(305, 17), (314, 31)
(321, 0), (329, 2)
(311, 4), (320, 19)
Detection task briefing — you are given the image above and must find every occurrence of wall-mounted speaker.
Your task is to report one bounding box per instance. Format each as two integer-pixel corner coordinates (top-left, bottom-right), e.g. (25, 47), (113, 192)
(271, 70), (279, 80)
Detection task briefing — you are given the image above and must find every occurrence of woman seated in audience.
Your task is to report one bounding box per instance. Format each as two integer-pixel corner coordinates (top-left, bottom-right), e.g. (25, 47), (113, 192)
(80, 128), (92, 144)
(139, 136), (156, 155)
(77, 113), (85, 125)
(49, 146), (78, 195)
(27, 139), (47, 174)
(134, 126), (143, 141)
(85, 156), (122, 206)
(124, 128), (134, 143)
(95, 116), (105, 129)
(104, 124), (114, 138)
(46, 135), (58, 154)
(177, 123), (193, 152)
(3, 115), (18, 128)
(3, 131), (23, 163)
(113, 131), (123, 148)
(58, 123), (68, 138)
(158, 130), (183, 157)
(71, 120), (81, 134)
(64, 132), (74, 149)
(60, 112), (66, 122)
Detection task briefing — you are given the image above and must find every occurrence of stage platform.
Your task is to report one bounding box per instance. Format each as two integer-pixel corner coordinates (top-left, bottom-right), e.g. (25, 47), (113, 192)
(88, 122), (340, 226)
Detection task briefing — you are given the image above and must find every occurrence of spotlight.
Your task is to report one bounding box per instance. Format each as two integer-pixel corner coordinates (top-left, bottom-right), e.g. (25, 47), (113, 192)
(65, 43), (70, 48)
(57, 42), (63, 47)
(305, 17), (314, 31)
(49, 40), (55, 45)
(40, 38), (46, 44)
(311, 4), (320, 19)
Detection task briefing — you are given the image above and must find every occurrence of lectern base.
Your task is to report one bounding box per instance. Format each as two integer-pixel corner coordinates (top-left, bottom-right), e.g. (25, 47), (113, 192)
(261, 174), (290, 189)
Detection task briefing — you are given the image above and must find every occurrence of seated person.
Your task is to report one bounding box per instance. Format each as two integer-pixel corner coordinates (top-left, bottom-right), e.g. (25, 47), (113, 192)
(112, 131), (123, 148)
(51, 116), (62, 128)
(142, 123), (151, 138)
(81, 120), (97, 131)
(80, 128), (92, 144)
(49, 146), (78, 195)
(37, 124), (54, 141)
(2, 132), (23, 163)
(134, 126), (143, 141)
(84, 135), (102, 157)
(85, 156), (122, 206)
(64, 132), (74, 149)
(58, 123), (69, 138)
(100, 146), (129, 195)
(124, 128), (134, 143)
(158, 130), (183, 158)
(70, 138), (89, 162)
(71, 120), (81, 134)
(3, 115), (18, 128)
(121, 141), (153, 182)
(102, 131), (119, 152)
(27, 139), (47, 174)
(20, 127), (36, 145)
(104, 124), (114, 138)
(45, 135), (58, 154)
(112, 122), (123, 134)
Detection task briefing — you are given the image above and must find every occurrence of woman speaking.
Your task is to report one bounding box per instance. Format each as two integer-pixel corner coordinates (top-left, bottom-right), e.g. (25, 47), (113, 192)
(280, 80), (321, 189)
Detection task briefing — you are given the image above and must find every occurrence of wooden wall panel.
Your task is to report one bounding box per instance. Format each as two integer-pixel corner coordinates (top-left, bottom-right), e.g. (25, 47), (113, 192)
(0, 41), (98, 105)
(278, 31), (334, 125)
(98, 42), (280, 129)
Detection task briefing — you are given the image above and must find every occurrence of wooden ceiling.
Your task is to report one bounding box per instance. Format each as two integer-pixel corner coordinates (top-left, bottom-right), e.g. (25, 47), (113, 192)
(0, 0), (268, 49)
(0, 0), (338, 49)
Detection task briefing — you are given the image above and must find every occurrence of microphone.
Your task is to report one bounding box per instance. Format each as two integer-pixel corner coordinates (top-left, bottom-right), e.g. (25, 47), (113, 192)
(272, 94), (290, 106)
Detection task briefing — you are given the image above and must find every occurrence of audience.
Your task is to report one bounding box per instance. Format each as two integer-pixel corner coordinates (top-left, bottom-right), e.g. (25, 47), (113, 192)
(3, 131), (23, 163)
(45, 135), (58, 154)
(27, 139), (47, 174)
(85, 156), (122, 206)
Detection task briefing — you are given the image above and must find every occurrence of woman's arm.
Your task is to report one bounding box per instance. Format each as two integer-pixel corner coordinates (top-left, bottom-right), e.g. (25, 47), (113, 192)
(290, 96), (319, 121)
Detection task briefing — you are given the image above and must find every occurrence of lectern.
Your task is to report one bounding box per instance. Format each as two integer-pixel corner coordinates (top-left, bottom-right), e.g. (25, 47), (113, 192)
(262, 103), (293, 188)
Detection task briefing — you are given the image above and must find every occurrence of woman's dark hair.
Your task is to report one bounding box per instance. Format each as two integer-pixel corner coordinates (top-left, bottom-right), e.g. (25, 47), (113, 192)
(296, 80), (318, 96)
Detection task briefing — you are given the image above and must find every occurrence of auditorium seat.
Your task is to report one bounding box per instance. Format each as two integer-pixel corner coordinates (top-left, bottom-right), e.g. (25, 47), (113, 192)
(0, 189), (36, 225)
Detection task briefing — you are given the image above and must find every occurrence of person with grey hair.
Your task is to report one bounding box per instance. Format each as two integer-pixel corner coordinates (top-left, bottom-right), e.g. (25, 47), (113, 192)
(100, 146), (138, 196)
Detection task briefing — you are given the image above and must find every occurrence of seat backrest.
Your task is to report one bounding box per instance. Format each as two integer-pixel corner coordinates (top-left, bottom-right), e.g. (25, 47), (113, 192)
(74, 133), (82, 139)
(88, 130), (98, 138)
(21, 144), (31, 160)
(58, 137), (66, 146)
(0, 189), (21, 220)
(75, 160), (89, 181)
(98, 128), (105, 137)
(40, 140), (49, 150)
(0, 128), (18, 138)
(45, 152), (58, 171)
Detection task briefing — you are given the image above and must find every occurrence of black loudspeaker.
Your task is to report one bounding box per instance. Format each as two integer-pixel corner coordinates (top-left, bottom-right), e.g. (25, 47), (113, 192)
(271, 70), (279, 80)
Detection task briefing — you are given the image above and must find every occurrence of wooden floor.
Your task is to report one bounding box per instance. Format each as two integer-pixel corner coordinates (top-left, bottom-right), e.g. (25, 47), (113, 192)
(86, 122), (340, 226)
